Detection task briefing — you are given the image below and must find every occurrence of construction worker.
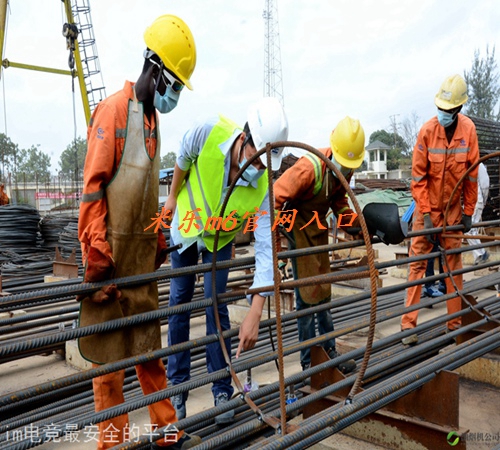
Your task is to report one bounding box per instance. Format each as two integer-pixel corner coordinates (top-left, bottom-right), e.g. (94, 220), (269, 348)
(401, 74), (479, 342)
(77, 15), (200, 450)
(164, 97), (288, 424)
(0, 183), (9, 205)
(273, 116), (364, 374)
(467, 162), (490, 265)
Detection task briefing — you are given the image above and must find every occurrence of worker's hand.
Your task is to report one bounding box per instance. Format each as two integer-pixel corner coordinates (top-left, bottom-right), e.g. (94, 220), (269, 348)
(155, 230), (168, 270)
(341, 216), (369, 240)
(423, 214), (435, 243)
(76, 284), (122, 303)
(461, 214), (472, 233)
(340, 215), (361, 236)
(163, 195), (177, 218)
(236, 294), (265, 358)
(84, 246), (115, 283)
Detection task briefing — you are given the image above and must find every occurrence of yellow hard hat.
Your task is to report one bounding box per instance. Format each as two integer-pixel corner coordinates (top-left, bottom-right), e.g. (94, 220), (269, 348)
(434, 74), (468, 110)
(330, 116), (365, 169)
(144, 15), (196, 90)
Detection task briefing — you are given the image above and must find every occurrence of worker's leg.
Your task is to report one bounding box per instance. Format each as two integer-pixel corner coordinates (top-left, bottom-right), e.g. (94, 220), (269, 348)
(316, 297), (335, 352)
(295, 293), (316, 369)
(135, 359), (183, 447)
(92, 365), (129, 449)
(202, 241), (234, 398)
(467, 204), (486, 263)
(442, 235), (463, 330)
(401, 233), (432, 329)
(167, 241), (199, 391)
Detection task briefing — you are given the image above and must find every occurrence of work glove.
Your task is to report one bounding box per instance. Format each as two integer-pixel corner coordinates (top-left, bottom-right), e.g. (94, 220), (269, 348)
(337, 213), (361, 236)
(461, 214), (472, 233)
(84, 246), (115, 283)
(76, 284), (122, 303)
(423, 214), (435, 243)
(155, 230), (168, 270)
(341, 215), (362, 238)
(77, 245), (118, 303)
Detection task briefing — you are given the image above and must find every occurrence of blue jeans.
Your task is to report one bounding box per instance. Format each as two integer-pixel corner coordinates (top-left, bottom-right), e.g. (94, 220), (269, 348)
(425, 240), (443, 288)
(295, 293), (335, 369)
(167, 239), (234, 400)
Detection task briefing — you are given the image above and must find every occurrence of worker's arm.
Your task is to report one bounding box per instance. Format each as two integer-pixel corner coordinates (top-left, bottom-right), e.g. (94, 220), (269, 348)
(410, 125), (431, 215)
(236, 190), (274, 357)
(163, 117), (216, 215)
(274, 155), (317, 210)
(78, 101), (118, 278)
(163, 163), (188, 215)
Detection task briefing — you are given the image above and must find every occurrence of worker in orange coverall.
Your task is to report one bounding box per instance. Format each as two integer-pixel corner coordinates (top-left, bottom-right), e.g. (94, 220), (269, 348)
(273, 117), (363, 374)
(401, 74), (479, 343)
(77, 15), (200, 450)
(0, 183), (9, 205)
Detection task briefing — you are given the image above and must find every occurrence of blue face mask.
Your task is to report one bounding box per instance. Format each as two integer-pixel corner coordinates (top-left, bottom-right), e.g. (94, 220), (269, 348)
(240, 158), (265, 183)
(437, 109), (456, 128)
(154, 85), (180, 114)
(239, 146), (265, 183)
(331, 158), (352, 179)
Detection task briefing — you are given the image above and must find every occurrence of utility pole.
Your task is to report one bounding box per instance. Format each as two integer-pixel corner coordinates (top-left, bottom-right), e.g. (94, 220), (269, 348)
(262, 0), (284, 106)
(389, 114), (400, 148)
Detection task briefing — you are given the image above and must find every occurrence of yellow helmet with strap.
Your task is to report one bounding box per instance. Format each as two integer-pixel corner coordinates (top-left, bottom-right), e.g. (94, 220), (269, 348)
(144, 14), (197, 90)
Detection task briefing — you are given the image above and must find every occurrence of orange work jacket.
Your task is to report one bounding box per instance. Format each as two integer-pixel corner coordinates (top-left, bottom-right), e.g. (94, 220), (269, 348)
(411, 114), (479, 227)
(78, 81), (158, 264)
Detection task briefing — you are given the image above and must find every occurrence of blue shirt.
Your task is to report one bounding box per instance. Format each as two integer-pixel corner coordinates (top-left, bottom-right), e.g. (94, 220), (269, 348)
(171, 116), (274, 297)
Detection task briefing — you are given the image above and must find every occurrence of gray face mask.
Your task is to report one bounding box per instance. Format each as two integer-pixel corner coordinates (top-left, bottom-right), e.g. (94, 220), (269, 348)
(331, 158), (352, 178)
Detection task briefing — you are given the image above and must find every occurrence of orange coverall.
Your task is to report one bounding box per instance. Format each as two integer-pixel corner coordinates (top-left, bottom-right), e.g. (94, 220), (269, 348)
(0, 185), (8, 205)
(401, 114), (479, 331)
(79, 81), (177, 449)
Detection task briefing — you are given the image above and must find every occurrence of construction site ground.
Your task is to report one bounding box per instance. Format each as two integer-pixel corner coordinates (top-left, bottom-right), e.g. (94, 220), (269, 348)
(2, 241), (500, 449)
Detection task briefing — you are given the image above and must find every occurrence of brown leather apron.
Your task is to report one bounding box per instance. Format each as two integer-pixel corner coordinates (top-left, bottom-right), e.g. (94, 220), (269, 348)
(79, 93), (161, 364)
(292, 170), (335, 304)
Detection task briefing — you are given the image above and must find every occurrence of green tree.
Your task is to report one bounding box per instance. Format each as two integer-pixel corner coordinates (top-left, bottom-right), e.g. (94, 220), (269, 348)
(369, 129), (408, 170)
(0, 133), (20, 182)
(463, 46), (500, 120)
(17, 145), (52, 182)
(59, 137), (87, 180)
(160, 151), (177, 169)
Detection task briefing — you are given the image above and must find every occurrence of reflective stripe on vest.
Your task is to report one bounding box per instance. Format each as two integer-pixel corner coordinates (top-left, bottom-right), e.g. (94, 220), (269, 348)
(303, 153), (323, 196)
(177, 115), (268, 252)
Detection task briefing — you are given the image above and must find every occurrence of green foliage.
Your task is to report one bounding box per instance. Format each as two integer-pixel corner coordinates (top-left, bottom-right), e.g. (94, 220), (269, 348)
(59, 137), (87, 180)
(160, 151), (177, 169)
(16, 145), (52, 182)
(369, 129), (408, 170)
(463, 46), (500, 120)
(0, 133), (20, 182)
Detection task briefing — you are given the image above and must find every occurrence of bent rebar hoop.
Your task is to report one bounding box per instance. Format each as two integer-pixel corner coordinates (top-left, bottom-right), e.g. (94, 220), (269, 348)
(210, 140), (379, 435)
(441, 151), (500, 326)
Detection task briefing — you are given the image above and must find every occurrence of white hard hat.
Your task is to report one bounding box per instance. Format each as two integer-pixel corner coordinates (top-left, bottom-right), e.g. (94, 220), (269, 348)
(247, 97), (289, 171)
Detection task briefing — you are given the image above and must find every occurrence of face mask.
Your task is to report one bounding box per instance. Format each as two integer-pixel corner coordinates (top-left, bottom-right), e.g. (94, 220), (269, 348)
(331, 158), (352, 179)
(240, 159), (265, 183)
(154, 85), (180, 114)
(239, 146), (265, 183)
(437, 109), (457, 128)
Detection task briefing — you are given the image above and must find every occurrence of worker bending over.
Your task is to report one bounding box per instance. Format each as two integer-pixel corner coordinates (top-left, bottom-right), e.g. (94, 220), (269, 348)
(164, 97), (288, 424)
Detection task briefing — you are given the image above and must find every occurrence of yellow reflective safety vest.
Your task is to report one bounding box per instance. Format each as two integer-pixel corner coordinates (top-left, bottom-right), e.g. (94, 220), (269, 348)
(177, 115), (268, 252)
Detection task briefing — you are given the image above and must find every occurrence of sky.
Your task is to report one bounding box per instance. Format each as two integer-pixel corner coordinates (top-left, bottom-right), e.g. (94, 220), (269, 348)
(0, 0), (499, 173)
